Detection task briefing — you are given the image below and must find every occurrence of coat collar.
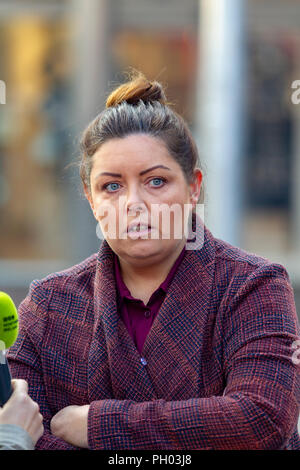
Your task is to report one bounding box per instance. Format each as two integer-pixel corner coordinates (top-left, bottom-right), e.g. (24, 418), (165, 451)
(88, 213), (216, 402)
(113, 244), (186, 310)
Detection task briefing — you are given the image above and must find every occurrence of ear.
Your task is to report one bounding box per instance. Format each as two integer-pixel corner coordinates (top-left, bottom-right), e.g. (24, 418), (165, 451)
(189, 169), (203, 208)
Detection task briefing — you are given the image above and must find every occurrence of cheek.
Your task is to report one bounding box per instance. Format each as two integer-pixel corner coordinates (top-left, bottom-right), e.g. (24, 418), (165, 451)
(95, 203), (127, 239)
(165, 179), (190, 200)
(161, 189), (191, 214)
(93, 194), (114, 219)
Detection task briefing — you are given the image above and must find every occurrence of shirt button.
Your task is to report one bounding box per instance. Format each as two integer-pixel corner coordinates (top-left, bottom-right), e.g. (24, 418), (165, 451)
(140, 357), (147, 366)
(144, 309), (151, 318)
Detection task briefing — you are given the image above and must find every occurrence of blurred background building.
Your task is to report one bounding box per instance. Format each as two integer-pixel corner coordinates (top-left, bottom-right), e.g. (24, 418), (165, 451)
(1, 0), (300, 330)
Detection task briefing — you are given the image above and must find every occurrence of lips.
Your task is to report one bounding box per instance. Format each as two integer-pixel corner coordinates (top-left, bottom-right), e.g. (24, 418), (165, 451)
(127, 222), (152, 233)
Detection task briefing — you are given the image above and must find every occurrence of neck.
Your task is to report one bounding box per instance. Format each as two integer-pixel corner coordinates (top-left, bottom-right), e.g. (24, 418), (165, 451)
(118, 239), (186, 289)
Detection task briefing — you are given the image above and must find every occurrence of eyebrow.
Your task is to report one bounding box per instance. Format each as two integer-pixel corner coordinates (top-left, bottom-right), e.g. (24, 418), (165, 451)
(94, 165), (172, 179)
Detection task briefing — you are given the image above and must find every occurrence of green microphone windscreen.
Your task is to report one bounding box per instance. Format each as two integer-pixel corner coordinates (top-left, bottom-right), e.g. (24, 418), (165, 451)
(0, 292), (19, 350)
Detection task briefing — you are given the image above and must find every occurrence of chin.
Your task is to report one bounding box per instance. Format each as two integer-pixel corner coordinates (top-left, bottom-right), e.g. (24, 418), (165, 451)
(126, 239), (161, 254)
(129, 237), (182, 260)
(114, 238), (166, 260)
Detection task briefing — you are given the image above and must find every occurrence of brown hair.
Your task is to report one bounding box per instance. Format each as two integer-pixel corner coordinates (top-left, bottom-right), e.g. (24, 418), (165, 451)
(79, 71), (204, 203)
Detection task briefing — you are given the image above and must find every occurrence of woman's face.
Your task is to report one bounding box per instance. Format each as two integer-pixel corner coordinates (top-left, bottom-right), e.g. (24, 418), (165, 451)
(85, 134), (202, 265)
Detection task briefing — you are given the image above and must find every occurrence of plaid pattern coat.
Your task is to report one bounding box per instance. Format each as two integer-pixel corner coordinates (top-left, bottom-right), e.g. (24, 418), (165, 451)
(7, 214), (300, 450)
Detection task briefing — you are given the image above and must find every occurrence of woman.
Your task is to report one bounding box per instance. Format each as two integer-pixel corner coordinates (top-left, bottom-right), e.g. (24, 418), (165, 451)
(7, 72), (300, 450)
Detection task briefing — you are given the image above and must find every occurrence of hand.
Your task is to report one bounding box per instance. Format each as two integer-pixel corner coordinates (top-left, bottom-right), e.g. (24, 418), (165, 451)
(0, 379), (44, 445)
(50, 405), (90, 448)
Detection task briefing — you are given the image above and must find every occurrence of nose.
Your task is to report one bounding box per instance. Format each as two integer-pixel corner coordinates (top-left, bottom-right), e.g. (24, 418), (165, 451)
(126, 185), (147, 217)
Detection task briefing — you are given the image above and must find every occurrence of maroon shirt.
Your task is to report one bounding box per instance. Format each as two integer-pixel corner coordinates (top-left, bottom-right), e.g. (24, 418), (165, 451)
(114, 246), (186, 354)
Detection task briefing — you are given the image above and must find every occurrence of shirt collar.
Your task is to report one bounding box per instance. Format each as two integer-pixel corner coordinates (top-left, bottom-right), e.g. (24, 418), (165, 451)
(114, 245), (186, 307)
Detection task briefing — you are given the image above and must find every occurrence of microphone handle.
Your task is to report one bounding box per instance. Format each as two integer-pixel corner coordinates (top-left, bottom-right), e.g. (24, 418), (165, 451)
(0, 351), (13, 406)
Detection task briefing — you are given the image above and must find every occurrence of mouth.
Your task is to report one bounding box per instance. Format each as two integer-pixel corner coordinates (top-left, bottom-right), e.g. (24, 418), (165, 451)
(126, 222), (154, 239)
(127, 223), (152, 233)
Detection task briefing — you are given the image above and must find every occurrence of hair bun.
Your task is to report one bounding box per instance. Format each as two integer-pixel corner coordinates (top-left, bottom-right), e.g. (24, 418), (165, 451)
(106, 71), (167, 108)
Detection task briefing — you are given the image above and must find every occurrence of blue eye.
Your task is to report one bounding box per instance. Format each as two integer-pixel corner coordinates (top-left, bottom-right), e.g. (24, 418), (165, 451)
(149, 178), (166, 187)
(104, 182), (120, 192)
(102, 178), (166, 193)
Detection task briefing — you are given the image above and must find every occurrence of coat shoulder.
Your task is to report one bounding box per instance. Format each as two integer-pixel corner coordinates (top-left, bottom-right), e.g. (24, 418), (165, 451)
(28, 251), (98, 302)
(211, 234), (292, 298)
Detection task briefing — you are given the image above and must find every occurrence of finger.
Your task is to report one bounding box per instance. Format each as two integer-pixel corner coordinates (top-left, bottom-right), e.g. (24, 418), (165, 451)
(37, 422), (44, 440)
(32, 414), (44, 440)
(11, 378), (28, 395)
(29, 419), (44, 446)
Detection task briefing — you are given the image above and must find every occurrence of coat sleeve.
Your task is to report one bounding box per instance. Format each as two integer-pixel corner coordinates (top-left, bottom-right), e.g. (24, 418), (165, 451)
(87, 264), (300, 450)
(7, 282), (79, 450)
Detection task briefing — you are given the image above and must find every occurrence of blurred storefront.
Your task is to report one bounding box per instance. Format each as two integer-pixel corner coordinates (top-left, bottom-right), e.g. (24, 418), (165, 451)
(0, 10), (71, 261)
(244, 0), (300, 312)
(0, 0), (300, 320)
(0, 0), (74, 302)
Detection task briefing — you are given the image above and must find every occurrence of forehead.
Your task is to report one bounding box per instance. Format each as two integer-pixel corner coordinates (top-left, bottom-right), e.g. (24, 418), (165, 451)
(91, 134), (175, 168)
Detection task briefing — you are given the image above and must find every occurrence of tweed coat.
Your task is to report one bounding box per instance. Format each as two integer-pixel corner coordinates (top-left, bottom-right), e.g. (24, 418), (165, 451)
(7, 214), (300, 450)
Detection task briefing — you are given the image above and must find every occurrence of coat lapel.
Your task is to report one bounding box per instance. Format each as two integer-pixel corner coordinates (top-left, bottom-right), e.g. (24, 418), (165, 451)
(88, 238), (158, 403)
(141, 215), (216, 399)
(88, 214), (216, 403)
